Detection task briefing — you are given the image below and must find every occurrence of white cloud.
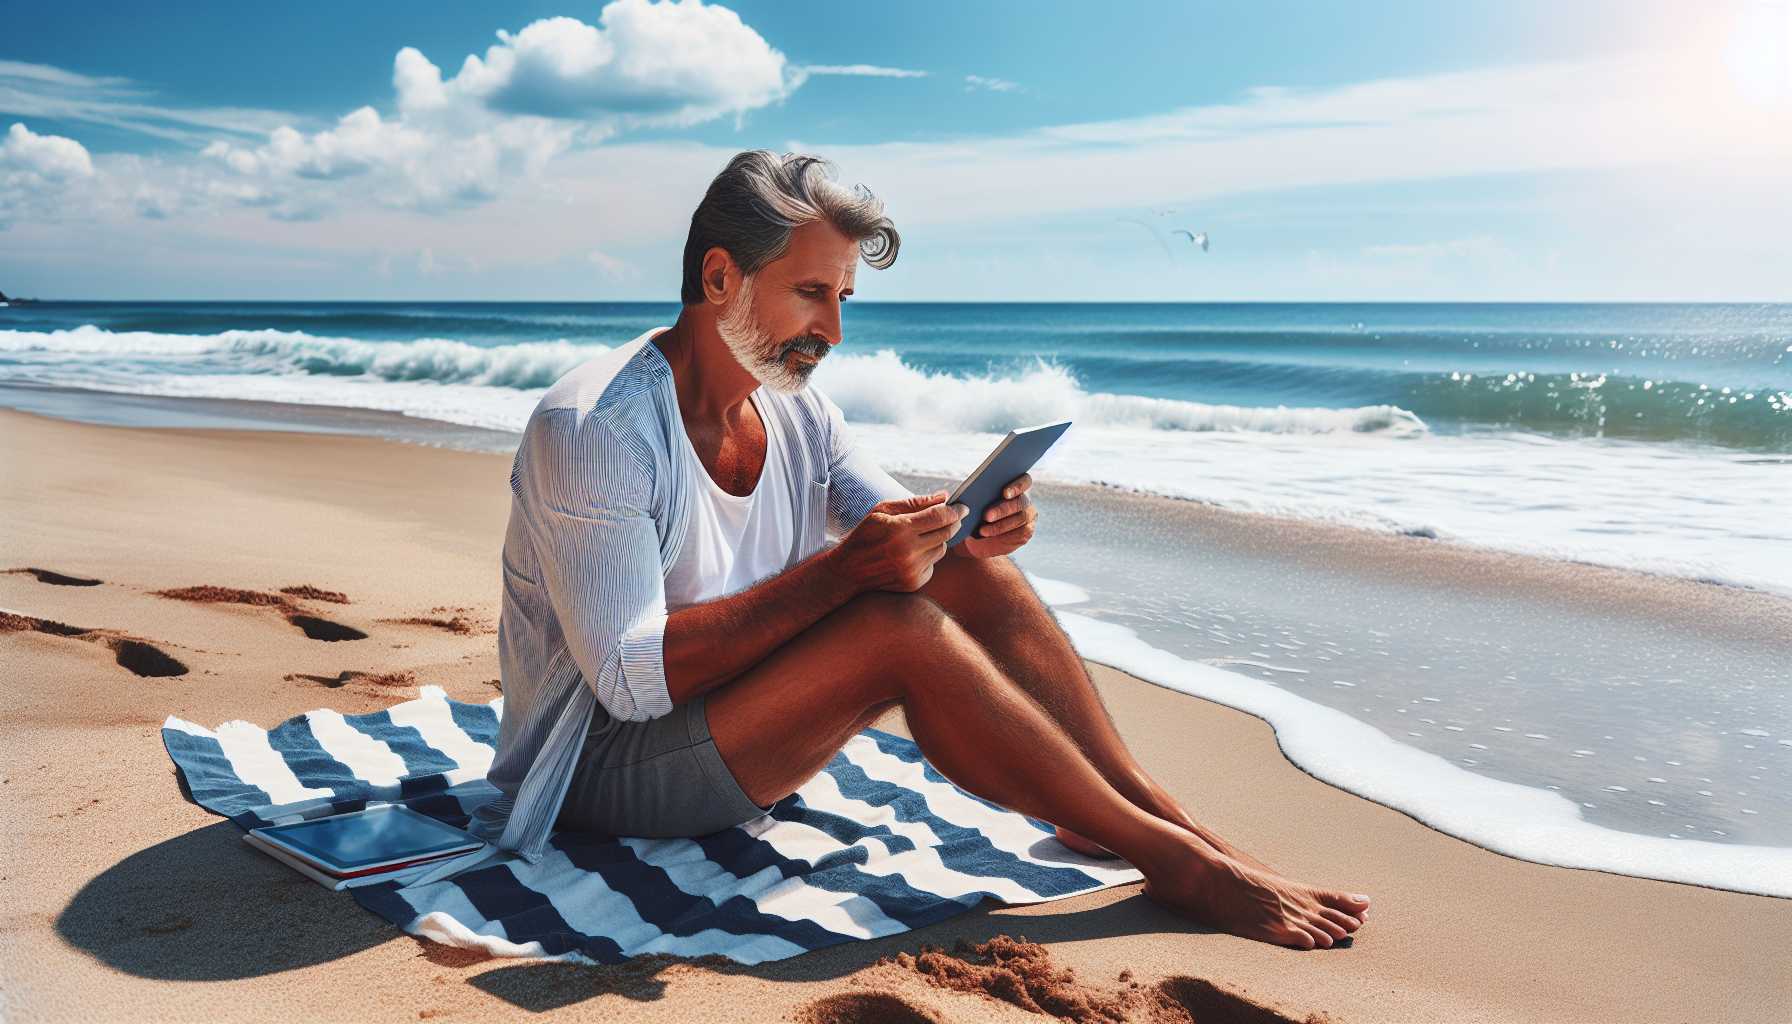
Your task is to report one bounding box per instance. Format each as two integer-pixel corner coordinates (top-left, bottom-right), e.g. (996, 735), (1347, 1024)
(799, 64), (929, 78)
(0, 59), (300, 145)
(2, 121), (93, 180)
(394, 2), (800, 125)
(964, 74), (1020, 93)
(0, 122), (95, 226)
(199, 101), (576, 217)
(193, 0), (803, 219)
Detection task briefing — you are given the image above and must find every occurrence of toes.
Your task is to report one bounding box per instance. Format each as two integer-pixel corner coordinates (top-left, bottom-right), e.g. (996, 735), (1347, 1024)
(1308, 912), (1348, 942)
(1318, 906), (1362, 934)
(1307, 923), (1334, 948)
(1316, 889), (1371, 917)
(1282, 925), (1317, 950)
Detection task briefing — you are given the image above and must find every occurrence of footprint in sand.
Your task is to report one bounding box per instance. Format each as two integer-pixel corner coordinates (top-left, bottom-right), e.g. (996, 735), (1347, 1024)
(794, 992), (944, 1024)
(376, 607), (487, 636)
(879, 936), (1320, 1024)
(152, 585), (367, 642)
(285, 615), (368, 641)
(1150, 975), (1317, 1024)
(283, 669), (416, 690)
(278, 584), (350, 604)
(109, 638), (190, 677)
(1, 611), (189, 678)
(4, 567), (103, 587)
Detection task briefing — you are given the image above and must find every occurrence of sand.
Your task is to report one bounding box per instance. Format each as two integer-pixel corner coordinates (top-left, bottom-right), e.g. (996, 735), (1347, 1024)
(1, 406), (1786, 1023)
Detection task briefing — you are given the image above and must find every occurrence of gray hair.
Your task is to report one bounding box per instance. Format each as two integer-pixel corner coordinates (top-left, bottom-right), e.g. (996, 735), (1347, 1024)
(679, 150), (900, 306)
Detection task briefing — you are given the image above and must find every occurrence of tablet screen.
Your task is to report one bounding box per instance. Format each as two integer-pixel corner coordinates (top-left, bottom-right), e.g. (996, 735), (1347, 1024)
(255, 804), (481, 873)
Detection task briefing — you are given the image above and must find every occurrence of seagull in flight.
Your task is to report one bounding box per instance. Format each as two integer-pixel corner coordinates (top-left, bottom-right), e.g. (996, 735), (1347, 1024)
(1172, 229), (1210, 252)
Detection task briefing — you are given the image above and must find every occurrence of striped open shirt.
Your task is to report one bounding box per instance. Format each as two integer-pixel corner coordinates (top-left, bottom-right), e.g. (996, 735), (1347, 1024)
(467, 326), (910, 861)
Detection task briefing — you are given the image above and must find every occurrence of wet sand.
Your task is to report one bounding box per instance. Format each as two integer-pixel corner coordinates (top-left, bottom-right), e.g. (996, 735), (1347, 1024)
(1, 407), (1786, 1022)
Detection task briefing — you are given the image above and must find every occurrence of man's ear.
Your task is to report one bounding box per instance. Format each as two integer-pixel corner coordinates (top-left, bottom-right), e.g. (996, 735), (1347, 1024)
(702, 247), (735, 306)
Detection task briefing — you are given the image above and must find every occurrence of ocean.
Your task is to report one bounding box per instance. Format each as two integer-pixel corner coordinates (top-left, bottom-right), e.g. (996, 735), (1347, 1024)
(2, 300), (1787, 893)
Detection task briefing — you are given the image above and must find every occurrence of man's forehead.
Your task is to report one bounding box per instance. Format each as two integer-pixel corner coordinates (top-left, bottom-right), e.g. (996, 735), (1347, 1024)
(783, 258), (856, 289)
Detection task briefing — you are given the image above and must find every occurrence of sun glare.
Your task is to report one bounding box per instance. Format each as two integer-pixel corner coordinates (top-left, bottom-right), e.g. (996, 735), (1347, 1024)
(1725, 0), (1792, 103)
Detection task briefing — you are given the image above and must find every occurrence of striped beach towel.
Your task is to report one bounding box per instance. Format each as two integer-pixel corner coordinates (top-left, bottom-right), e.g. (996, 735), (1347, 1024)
(161, 685), (1142, 964)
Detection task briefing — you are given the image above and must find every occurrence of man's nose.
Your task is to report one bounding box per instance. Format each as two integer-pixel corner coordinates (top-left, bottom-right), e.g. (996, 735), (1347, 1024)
(814, 300), (844, 346)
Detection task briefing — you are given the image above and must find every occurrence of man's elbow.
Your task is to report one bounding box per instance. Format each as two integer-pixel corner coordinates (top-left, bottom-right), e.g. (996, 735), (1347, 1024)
(592, 661), (672, 723)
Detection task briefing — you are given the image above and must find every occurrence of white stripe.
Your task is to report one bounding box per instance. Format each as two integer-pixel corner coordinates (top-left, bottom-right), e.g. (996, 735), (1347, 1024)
(512, 850), (804, 964)
(793, 764), (1040, 904)
(387, 686), (495, 784)
(306, 709), (408, 787)
(622, 835), (904, 944)
(727, 816), (911, 939)
(842, 736), (1143, 887)
(212, 719), (334, 805)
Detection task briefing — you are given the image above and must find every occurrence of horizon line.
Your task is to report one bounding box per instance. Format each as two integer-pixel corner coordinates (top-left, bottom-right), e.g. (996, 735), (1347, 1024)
(8, 297), (1792, 306)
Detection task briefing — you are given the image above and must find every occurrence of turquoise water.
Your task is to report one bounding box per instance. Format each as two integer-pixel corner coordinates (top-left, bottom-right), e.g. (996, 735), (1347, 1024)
(4, 300), (1788, 448)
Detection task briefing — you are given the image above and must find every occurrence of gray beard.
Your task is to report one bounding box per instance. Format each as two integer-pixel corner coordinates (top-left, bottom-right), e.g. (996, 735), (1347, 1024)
(716, 274), (823, 394)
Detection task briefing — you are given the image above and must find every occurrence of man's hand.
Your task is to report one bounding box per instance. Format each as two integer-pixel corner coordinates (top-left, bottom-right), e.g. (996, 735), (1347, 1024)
(828, 490), (966, 593)
(950, 473), (1037, 560)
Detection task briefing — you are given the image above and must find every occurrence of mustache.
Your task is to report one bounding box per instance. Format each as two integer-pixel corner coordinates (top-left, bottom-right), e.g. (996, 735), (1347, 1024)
(777, 336), (830, 360)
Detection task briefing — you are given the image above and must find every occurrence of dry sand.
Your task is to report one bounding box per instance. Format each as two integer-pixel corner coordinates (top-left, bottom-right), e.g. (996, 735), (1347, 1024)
(1, 407), (1785, 1023)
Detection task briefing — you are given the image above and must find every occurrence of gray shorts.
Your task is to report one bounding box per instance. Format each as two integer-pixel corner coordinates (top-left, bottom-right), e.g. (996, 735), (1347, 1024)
(555, 695), (770, 839)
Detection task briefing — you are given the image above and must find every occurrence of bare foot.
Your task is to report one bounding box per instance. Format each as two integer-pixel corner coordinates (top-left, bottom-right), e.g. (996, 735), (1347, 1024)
(1144, 850), (1371, 950)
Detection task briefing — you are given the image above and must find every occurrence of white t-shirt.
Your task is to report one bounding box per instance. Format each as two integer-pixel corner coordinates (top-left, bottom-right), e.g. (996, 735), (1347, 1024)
(662, 388), (797, 610)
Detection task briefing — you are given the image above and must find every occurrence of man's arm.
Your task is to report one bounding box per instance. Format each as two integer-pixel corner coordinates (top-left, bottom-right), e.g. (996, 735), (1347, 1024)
(660, 545), (855, 704)
(521, 415), (675, 722)
(814, 388), (914, 534)
(661, 493), (963, 704)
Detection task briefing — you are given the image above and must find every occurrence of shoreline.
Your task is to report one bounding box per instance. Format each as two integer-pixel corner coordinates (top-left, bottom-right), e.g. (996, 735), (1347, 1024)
(3, 407), (1789, 1021)
(7, 382), (1787, 607)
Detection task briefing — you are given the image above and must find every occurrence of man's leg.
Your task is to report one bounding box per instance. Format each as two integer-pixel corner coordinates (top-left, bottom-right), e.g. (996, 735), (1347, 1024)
(703, 590), (1365, 950)
(916, 554), (1285, 877)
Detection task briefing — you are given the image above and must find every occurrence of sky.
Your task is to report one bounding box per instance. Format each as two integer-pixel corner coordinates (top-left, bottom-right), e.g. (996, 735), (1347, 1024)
(2, 0), (1790, 302)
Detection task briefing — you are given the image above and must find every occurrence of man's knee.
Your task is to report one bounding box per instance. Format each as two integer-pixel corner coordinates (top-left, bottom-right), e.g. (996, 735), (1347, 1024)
(832, 591), (990, 693)
(837, 590), (952, 641)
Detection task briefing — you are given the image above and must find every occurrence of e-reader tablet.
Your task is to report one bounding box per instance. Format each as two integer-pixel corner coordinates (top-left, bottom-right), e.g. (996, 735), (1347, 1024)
(944, 420), (1071, 546)
(249, 803), (482, 876)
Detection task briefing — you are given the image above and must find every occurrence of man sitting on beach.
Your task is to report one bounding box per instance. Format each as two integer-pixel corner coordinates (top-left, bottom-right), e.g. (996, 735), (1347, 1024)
(478, 149), (1370, 951)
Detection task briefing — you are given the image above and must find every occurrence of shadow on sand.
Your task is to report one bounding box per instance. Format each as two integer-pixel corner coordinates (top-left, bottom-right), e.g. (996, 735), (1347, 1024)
(55, 817), (399, 981)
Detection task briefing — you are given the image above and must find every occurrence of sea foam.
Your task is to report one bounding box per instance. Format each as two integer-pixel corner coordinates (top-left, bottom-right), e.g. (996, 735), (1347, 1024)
(1021, 574), (1792, 898)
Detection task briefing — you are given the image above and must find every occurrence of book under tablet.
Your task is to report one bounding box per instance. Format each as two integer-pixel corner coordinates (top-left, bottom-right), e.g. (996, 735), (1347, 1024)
(249, 803), (482, 878)
(945, 420), (1072, 546)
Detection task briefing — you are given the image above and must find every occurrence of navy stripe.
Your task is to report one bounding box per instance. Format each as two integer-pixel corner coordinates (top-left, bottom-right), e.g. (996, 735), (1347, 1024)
(556, 834), (838, 953)
(263, 716), (365, 800)
(160, 727), (274, 822)
(453, 862), (607, 960)
(830, 751), (1101, 898)
(346, 709), (460, 779)
(448, 700), (499, 746)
